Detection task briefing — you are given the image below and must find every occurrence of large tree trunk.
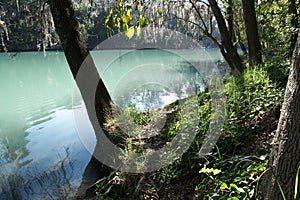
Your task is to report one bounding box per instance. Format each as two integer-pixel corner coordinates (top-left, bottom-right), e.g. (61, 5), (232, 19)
(241, 0), (262, 66)
(48, 0), (113, 196)
(261, 32), (300, 200)
(48, 0), (112, 131)
(208, 0), (244, 74)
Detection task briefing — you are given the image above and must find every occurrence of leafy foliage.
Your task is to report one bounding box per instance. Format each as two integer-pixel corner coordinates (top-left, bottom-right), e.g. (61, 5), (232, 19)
(223, 67), (284, 141)
(196, 155), (268, 199)
(96, 67), (284, 199)
(258, 0), (298, 61)
(105, 0), (148, 39)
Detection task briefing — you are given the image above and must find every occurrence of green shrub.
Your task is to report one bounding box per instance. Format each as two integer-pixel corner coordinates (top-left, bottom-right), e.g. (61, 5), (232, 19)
(97, 67), (285, 199)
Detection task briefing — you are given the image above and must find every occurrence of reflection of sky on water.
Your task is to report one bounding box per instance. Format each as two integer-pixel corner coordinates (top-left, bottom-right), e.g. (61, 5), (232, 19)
(102, 49), (206, 111)
(0, 106), (92, 200)
(129, 84), (179, 111)
(0, 52), (92, 199)
(0, 49), (221, 199)
(25, 109), (84, 168)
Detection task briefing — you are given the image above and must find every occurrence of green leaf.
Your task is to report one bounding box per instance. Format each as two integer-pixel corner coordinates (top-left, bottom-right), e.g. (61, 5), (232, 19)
(294, 165), (300, 200)
(236, 187), (246, 194)
(126, 9), (131, 16)
(123, 23), (128, 32)
(195, 184), (201, 191)
(213, 169), (221, 175)
(228, 197), (239, 200)
(105, 15), (114, 29)
(259, 155), (267, 160)
(157, 8), (163, 15)
(119, 0), (123, 7)
(199, 165), (207, 173)
(230, 183), (238, 189)
(220, 182), (228, 190)
(125, 26), (135, 40)
(140, 15), (149, 27)
(137, 4), (141, 10)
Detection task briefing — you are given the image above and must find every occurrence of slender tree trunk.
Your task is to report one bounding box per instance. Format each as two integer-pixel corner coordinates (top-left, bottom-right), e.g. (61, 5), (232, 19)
(227, 0), (234, 41)
(241, 0), (262, 66)
(289, 0), (298, 56)
(261, 32), (300, 200)
(208, 0), (244, 74)
(236, 29), (248, 55)
(48, 1), (113, 197)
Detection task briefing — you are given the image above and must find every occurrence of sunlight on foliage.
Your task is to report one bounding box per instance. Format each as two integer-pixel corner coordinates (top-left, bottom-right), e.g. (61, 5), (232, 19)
(104, 0), (149, 39)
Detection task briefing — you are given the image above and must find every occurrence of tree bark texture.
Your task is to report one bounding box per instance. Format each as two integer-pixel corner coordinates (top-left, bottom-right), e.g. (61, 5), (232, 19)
(241, 0), (262, 66)
(208, 0), (244, 74)
(261, 32), (300, 200)
(48, 0), (112, 126)
(48, 1), (113, 197)
(227, 0), (234, 42)
(289, 0), (299, 56)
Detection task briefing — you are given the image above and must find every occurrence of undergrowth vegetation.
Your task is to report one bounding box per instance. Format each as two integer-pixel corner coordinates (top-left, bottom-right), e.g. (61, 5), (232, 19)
(95, 66), (286, 200)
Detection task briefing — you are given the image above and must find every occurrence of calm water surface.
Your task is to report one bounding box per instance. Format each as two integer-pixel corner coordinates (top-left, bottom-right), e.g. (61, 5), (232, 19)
(0, 49), (223, 199)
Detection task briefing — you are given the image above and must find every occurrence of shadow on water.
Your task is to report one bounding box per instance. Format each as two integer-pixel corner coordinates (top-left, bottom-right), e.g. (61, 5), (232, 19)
(0, 147), (84, 200)
(0, 52), (98, 199)
(0, 106), (96, 199)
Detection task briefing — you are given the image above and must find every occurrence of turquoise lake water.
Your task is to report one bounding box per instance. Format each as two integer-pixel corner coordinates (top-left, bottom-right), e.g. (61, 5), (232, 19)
(0, 49), (223, 199)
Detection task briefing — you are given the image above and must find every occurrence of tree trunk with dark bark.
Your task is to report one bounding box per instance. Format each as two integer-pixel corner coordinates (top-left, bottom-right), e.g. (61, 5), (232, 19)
(208, 0), (244, 74)
(48, 0), (112, 130)
(241, 0), (262, 66)
(261, 32), (300, 200)
(289, 0), (298, 56)
(48, 0), (113, 197)
(227, 0), (234, 41)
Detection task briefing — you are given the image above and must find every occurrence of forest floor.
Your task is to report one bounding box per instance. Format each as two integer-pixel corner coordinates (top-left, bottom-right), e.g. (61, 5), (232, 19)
(152, 105), (280, 200)
(81, 104), (280, 200)
(80, 67), (285, 200)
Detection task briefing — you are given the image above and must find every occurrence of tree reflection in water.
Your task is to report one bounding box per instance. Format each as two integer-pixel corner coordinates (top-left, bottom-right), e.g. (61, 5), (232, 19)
(114, 60), (205, 112)
(0, 146), (82, 199)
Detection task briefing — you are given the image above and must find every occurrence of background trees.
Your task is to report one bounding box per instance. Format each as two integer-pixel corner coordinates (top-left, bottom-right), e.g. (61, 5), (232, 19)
(0, 0), (111, 52)
(1, 0), (297, 69)
(208, 0), (244, 74)
(103, 0), (297, 73)
(0, 0), (57, 51)
(241, 0), (262, 66)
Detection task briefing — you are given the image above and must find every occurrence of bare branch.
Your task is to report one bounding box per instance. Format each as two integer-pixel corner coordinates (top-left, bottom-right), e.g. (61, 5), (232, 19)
(189, 0), (211, 35)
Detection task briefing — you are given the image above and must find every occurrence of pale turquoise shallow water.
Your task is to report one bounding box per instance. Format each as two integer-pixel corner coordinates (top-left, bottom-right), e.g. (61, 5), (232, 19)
(0, 49), (223, 199)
